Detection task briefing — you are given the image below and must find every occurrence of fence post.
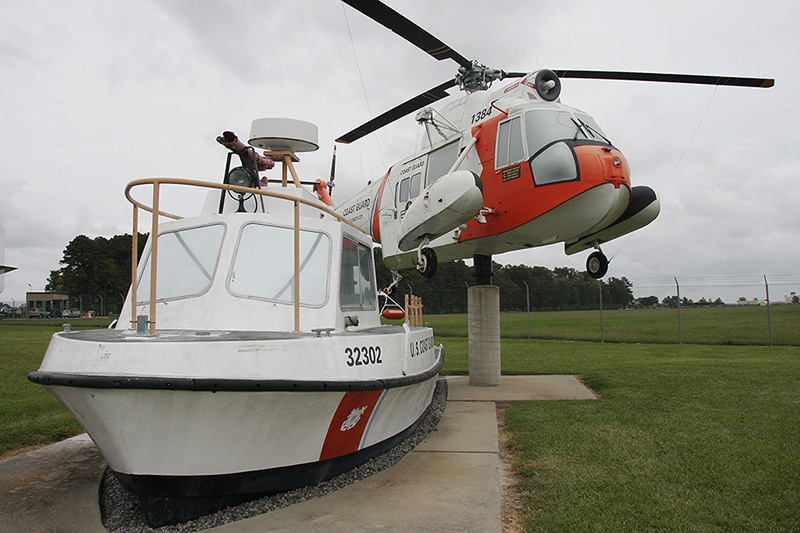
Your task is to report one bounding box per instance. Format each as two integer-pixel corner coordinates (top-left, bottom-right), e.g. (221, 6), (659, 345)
(597, 280), (604, 343)
(764, 275), (773, 347)
(523, 280), (531, 340)
(675, 277), (683, 344)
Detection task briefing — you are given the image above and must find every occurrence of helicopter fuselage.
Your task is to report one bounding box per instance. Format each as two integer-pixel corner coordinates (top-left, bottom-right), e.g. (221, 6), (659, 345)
(336, 72), (659, 272)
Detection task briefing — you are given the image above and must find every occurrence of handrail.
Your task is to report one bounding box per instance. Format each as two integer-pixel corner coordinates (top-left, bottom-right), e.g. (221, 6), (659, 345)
(124, 177), (365, 233)
(125, 177), (367, 335)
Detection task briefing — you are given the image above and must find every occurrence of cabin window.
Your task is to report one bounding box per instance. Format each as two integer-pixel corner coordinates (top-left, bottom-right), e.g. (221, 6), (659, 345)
(137, 224), (225, 303)
(426, 141), (459, 187)
(340, 236), (376, 310)
(398, 177), (411, 204)
(396, 172), (423, 209)
(496, 116), (525, 169)
(229, 224), (330, 306)
(410, 172), (422, 198)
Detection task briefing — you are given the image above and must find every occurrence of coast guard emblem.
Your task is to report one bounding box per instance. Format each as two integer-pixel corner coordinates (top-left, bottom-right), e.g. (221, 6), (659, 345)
(340, 405), (368, 431)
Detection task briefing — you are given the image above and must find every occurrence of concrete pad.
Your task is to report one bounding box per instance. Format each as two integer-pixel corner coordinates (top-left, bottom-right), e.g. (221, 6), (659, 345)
(211, 450), (501, 533)
(415, 401), (498, 453)
(0, 434), (107, 533)
(447, 374), (598, 402)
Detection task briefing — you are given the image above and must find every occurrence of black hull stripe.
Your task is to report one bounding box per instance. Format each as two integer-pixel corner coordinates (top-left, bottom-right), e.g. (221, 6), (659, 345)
(28, 346), (444, 392)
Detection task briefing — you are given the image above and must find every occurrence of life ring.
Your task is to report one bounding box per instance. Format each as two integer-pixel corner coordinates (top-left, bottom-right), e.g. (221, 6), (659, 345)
(381, 308), (406, 320)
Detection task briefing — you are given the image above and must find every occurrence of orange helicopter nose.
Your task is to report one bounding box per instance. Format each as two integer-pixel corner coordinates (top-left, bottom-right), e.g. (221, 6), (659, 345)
(573, 144), (631, 189)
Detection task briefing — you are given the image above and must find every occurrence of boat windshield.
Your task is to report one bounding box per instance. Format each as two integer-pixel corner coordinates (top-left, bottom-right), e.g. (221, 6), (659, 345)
(230, 224), (330, 306)
(137, 224), (226, 303)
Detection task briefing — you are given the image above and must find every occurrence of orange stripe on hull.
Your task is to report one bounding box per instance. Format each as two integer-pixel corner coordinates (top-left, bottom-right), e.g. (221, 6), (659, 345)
(319, 389), (384, 461)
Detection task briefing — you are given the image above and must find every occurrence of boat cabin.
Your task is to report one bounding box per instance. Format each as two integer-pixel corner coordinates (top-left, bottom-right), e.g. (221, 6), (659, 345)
(119, 182), (380, 334)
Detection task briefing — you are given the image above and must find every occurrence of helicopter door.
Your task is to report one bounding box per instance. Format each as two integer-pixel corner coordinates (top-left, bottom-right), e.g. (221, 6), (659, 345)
(425, 141), (459, 187)
(396, 172), (422, 217)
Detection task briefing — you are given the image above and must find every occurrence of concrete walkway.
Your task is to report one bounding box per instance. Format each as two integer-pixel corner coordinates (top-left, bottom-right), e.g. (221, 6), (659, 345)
(0, 375), (596, 532)
(0, 434), (107, 533)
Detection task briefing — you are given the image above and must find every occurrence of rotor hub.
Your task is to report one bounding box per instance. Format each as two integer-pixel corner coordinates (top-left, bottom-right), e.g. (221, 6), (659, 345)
(456, 61), (506, 92)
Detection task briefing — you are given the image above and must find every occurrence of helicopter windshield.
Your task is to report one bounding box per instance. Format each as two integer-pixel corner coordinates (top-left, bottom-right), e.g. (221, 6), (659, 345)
(524, 109), (610, 154)
(574, 113), (610, 144)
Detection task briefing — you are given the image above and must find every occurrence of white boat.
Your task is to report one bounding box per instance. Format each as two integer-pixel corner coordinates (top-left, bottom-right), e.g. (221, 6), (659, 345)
(28, 119), (443, 526)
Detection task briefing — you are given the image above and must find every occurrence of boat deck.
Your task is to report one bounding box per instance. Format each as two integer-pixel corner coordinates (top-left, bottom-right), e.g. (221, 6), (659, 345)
(58, 325), (416, 343)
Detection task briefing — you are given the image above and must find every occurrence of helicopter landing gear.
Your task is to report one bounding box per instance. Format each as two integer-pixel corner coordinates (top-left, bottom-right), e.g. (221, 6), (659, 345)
(586, 249), (609, 279)
(415, 239), (438, 279)
(383, 270), (403, 297)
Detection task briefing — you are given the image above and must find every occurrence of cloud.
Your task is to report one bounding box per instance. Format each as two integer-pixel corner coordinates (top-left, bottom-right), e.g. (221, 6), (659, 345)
(0, 0), (797, 304)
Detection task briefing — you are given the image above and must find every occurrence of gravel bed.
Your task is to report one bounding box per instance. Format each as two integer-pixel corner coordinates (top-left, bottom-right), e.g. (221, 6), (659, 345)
(101, 379), (447, 532)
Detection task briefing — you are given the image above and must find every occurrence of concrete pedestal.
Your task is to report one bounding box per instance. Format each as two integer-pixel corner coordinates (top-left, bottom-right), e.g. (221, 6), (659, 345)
(468, 285), (501, 386)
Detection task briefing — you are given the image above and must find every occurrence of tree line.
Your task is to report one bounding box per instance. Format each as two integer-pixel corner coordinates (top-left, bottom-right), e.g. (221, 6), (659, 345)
(45, 233), (148, 314)
(373, 250), (634, 314)
(44, 232), (635, 315)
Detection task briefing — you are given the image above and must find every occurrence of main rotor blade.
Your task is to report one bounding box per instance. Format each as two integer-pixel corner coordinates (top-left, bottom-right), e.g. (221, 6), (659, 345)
(553, 70), (774, 88)
(342, 0), (472, 69)
(337, 79), (457, 144)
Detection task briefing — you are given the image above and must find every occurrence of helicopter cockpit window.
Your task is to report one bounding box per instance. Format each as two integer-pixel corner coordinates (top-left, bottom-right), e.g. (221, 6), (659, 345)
(530, 142), (578, 186)
(496, 116), (525, 169)
(426, 141), (459, 187)
(574, 113), (610, 143)
(524, 110), (585, 155)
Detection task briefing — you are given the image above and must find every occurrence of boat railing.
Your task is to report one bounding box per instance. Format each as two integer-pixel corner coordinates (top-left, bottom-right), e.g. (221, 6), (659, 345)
(125, 177), (365, 336)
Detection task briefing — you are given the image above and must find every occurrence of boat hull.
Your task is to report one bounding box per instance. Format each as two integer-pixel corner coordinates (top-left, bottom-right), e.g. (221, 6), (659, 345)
(29, 326), (442, 526)
(111, 396), (433, 526)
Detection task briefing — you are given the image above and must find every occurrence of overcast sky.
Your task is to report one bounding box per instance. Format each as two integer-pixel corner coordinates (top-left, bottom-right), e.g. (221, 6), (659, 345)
(1, 0), (797, 304)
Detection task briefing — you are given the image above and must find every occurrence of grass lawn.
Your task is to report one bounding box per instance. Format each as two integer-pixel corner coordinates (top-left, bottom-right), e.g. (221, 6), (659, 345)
(423, 305), (800, 346)
(440, 337), (800, 532)
(0, 325), (84, 457)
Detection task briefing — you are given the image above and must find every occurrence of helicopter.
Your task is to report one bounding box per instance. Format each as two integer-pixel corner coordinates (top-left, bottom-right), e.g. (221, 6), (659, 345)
(327, 0), (773, 287)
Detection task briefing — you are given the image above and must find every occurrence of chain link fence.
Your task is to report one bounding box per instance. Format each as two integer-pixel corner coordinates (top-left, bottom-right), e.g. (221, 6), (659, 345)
(400, 275), (799, 346)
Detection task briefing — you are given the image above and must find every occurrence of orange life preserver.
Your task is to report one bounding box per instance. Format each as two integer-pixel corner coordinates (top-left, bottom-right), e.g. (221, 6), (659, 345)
(381, 308), (406, 320)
